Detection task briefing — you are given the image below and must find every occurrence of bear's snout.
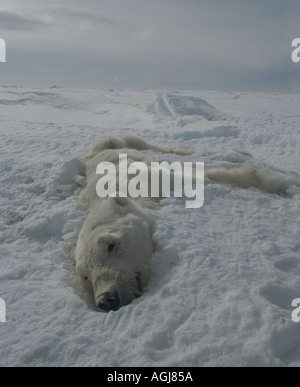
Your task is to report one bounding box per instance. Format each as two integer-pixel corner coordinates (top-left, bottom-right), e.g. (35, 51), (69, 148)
(97, 291), (120, 312)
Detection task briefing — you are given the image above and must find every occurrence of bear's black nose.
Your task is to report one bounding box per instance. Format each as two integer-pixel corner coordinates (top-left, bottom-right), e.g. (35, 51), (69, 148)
(97, 291), (120, 312)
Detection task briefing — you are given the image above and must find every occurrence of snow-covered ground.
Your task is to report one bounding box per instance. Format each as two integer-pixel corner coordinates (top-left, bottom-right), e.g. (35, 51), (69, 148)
(0, 87), (300, 367)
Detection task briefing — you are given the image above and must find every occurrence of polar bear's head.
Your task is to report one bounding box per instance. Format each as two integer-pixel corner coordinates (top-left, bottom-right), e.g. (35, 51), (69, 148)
(75, 197), (155, 312)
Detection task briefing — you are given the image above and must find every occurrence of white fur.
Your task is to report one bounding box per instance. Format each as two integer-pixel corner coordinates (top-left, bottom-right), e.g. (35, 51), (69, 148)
(75, 135), (194, 311)
(205, 164), (291, 195)
(75, 196), (155, 308)
(75, 134), (299, 311)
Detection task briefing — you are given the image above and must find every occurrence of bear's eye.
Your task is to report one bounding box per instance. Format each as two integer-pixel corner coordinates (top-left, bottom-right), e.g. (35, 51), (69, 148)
(108, 243), (116, 253)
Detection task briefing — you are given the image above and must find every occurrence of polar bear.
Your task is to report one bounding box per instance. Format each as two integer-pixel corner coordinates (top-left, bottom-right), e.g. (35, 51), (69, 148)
(75, 135), (195, 312)
(75, 134), (299, 312)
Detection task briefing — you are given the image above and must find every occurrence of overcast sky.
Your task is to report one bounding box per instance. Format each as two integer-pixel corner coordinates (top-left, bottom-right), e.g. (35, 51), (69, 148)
(0, 0), (299, 91)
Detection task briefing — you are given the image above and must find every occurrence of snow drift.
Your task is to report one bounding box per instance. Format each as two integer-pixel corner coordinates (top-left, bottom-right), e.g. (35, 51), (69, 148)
(0, 87), (300, 367)
(147, 93), (225, 121)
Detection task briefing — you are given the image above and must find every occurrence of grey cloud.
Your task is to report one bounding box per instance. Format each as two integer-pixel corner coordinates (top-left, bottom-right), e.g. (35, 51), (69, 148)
(2, 0), (300, 91)
(0, 11), (46, 31)
(55, 7), (115, 25)
(38, 6), (116, 28)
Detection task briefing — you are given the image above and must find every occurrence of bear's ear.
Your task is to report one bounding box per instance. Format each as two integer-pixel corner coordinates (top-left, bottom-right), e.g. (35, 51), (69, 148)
(107, 243), (116, 253)
(106, 240), (121, 254)
(98, 235), (121, 255)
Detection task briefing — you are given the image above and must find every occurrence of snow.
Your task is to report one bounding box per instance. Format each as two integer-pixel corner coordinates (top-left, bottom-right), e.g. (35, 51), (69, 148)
(147, 93), (225, 123)
(0, 87), (300, 367)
